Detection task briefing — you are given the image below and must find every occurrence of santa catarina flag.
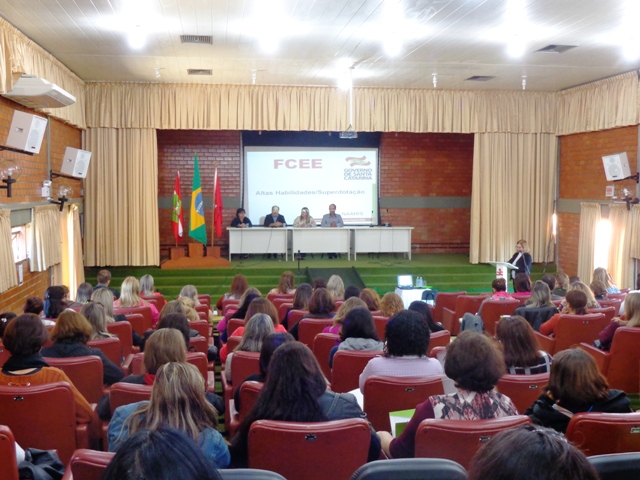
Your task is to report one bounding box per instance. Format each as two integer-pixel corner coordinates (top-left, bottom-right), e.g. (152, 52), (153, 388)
(189, 156), (207, 244)
(171, 172), (184, 241)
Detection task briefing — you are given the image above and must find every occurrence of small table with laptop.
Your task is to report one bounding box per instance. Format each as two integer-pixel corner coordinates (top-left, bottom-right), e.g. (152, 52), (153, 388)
(394, 274), (436, 309)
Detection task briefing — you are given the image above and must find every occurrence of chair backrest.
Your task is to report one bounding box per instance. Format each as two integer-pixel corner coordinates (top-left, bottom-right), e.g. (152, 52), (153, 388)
(299, 318), (334, 346)
(141, 295), (163, 311)
(0, 425), (19, 480)
(197, 311), (208, 321)
(587, 306), (616, 323)
(114, 306), (152, 334)
(598, 299), (623, 310)
(272, 297), (293, 311)
(415, 416), (531, 470)
(605, 293), (627, 300)
(66, 449), (115, 480)
(186, 352), (210, 387)
(433, 292), (467, 324)
(106, 321), (134, 357)
(122, 313), (147, 336)
(427, 330), (451, 356)
(278, 302), (293, 323)
(372, 316), (389, 341)
(0, 341), (10, 368)
(566, 412), (640, 456)
(248, 418), (371, 480)
(189, 335), (208, 355)
(604, 327), (640, 392)
(331, 350), (380, 393)
(227, 318), (245, 336)
(334, 300), (344, 312)
(88, 337), (122, 366)
(0, 382), (79, 465)
(231, 351), (261, 395)
(496, 373), (550, 414)
(227, 335), (242, 353)
(45, 355), (105, 404)
(195, 304), (210, 317)
(481, 299), (521, 335)
(363, 375), (445, 432)
(238, 381), (264, 423)
(514, 306), (559, 332)
(312, 333), (340, 380)
(219, 469), (287, 479)
(266, 293), (295, 304)
(588, 452), (640, 480)
(554, 313), (608, 354)
(223, 304), (239, 317)
(350, 458), (468, 480)
(222, 298), (241, 310)
(198, 294), (211, 309)
(287, 310), (307, 330)
(449, 295), (488, 335)
(109, 382), (153, 416)
(189, 320), (210, 339)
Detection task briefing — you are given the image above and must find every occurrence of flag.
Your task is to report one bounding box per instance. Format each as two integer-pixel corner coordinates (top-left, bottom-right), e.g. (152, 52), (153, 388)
(188, 155), (207, 244)
(213, 165), (224, 238)
(171, 172), (184, 242)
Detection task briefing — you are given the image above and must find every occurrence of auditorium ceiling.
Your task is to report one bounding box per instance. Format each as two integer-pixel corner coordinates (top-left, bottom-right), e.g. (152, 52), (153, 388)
(0, 0), (638, 91)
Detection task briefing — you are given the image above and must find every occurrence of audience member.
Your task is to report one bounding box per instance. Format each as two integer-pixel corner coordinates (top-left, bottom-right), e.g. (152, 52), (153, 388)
(94, 269), (120, 299)
(43, 286), (68, 319)
(91, 288), (142, 347)
(525, 348), (632, 433)
(80, 302), (116, 340)
(496, 316), (552, 374)
(359, 310), (443, 392)
(540, 274), (563, 301)
(312, 277), (327, 290)
(23, 297), (44, 316)
(114, 276), (160, 325)
(217, 288), (261, 343)
(539, 290), (587, 337)
(68, 282), (93, 308)
(408, 300), (445, 333)
(525, 281), (555, 308)
(229, 342), (381, 467)
(215, 274), (248, 310)
(561, 281), (600, 309)
(268, 271), (296, 295)
(512, 273), (532, 297)
(327, 274), (345, 300)
(596, 291), (640, 351)
(41, 310), (124, 385)
(593, 267), (620, 294)
(323, 296), (367, 335)
(589, 280), (608, 301)
(329, 307), (384, 366)
(0, 312), (16, 337)
(379, 292), (404, 318)
(553, 272), (569, 297)
(224, 313), (275, 382)
(360, 288), (381, 312)
(108, 362), (230, 467)
(282, 282), (312, 329)
(139, 274), (161, 297)
(344, 285), (362, 300)
(378, 331), (516, 458)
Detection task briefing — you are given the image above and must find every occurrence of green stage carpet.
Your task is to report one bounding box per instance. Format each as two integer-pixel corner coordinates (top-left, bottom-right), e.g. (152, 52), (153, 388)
(85, 253), (556, 299)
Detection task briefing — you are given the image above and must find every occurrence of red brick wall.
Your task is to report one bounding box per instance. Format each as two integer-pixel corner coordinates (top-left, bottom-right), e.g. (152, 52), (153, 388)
(557, 126), (638, 274)
(0, 96), (82, 313)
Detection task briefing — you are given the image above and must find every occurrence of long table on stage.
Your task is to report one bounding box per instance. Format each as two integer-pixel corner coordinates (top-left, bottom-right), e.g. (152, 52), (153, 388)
(227, 226), (413, 261)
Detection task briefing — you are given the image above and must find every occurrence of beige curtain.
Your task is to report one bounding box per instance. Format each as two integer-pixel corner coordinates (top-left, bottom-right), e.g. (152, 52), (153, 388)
(0, 209), (18, 293)
(629, 205), (640, 260)
(60, 204), (84, 299)
(577, 203), (602, 283)
(557, 71), (639, 136)
(84, 128), (159, 266)
(607, 204), (634, 289)
(30, 205), (62, 272)
(470, 133), (557, 264)
(0, 17), (86, 128)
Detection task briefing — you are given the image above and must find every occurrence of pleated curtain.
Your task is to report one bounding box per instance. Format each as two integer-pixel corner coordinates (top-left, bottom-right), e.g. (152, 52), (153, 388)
(0, 209), (18, 293)
(60, 204), (85, 298)
(577, 203), (602, 283)
(30, 205), (62, 272)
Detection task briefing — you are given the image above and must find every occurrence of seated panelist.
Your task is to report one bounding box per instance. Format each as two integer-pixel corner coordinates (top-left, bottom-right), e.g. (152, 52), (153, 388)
(321, 203), (344, 228)
(230, 208), (252, 228)
(293, 207), (316, 228)
(264, 205), (286, 228)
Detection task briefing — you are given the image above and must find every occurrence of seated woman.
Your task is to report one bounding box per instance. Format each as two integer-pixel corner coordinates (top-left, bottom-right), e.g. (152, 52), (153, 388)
(43, 286), (68, 319)
(41, 310), (125, 386)
(344, 285), (362, 300)
(97, 328), (188, 420)
(23, 297), (44, 317)
(377, 331), (517, 458)
(282, 282), (312, 329)
(539, 290), (587, 337)
(327, 274), (345, 301)
(91, 288), (142, 347)
(234, 332), (295, 413)
(108, 362), (230, 468)
(268, 271), (296, 296)
(359, 310), (443, 393)
(215, 273), (248, 311)
(293, 207), (316, 228)
(379, 292), (405, 318)
(496, 316), (552, 374)
(589, 280), (608, 301)
(231, 207), (252, 228)
(0, 314), (94, 424)
(224, 313), (275, 382)
(0, 312), (16, 338)
(593, 267), (620, 294)
(597, 291), (640, 351)
(68, 282), (93, 309)
(525, 281), (556, 309)
(512, 273), (532, 298)
(553, 272), (569, 297)
(360, 288), (381, 312)
(289, 287), (336, 339)
(229, 342), (381, 467)
(408, 300), (445, 333)
(468, 424), (600, 480)
(179, 284), (213, 319)
(114, 276), (160, 326)
(322, 297), (367, 335)
(139, 274), (162, 298)
(525, 348), (632, 433)
(328, 307), (384, 367)
(80, 302), (116, 340)
(217, 287), (261, 343)
(560, 281), (600, 310)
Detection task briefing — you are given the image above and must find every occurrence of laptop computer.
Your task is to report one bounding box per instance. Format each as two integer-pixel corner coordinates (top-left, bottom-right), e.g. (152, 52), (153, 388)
(397, 274), (413, 289)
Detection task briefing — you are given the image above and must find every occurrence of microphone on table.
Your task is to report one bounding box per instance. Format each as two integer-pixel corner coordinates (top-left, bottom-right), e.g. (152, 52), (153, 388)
(370, 210), (374, 227)
(385, 208), (392, 227)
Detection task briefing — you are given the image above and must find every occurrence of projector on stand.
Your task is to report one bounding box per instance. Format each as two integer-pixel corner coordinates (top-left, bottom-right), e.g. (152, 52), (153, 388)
(339, 125), (358, 139)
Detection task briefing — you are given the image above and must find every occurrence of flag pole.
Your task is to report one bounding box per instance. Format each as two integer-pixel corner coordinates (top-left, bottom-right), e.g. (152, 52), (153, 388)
(212, 161), (218, 245)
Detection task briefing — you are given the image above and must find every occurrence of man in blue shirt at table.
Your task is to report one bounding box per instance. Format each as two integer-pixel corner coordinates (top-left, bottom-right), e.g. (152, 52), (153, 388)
(263, 205), (286, 258)
(321, 204), (344, 259)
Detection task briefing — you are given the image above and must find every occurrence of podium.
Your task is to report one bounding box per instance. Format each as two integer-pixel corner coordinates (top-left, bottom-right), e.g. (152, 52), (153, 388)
(488, 262), (519, 292)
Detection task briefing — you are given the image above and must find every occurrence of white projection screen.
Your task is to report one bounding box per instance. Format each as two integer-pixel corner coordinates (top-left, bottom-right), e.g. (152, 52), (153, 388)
(244, 147), (379, 226)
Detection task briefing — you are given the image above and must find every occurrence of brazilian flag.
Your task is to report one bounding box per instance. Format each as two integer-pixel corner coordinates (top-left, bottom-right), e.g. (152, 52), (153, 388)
(189, 155), (207, 244)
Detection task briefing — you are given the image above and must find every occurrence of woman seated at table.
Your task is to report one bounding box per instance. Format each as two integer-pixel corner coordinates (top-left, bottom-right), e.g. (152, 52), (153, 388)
(230, 207), (252, 228)
(293, 207), (316, 228)
(377, 331), (517, 458)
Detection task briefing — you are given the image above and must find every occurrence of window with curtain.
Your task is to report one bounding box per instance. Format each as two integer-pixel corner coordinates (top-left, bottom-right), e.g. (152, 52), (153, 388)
(30, 205), (62, 272)
(60, 204), (85, 299)
(0, 209), (18, 293)
(577, 203), (602, 284)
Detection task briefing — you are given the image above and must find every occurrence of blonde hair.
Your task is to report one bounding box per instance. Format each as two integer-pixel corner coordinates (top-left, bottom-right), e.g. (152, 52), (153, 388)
(179, 285), (201, 305)
(327, 275), (345, 300)
(525, 281), (553, 308)
(236, 313), (274, 352)
(144, 329), (187, 374)
(238, 287), (261, 305)
(568, 282), (600, 309)
(124, 362), (218, 441)
(80, 302), (112, 339)
(332, 297), (367, 326)
(276, 272), (296, 295)
(380, 292), (405, 318)
(593, 268), (614, 290)
(119, 277), (143, 307)
(624, 292), (640, 328)
(91, 288), (115, 317)
(517, 239), (530, 253)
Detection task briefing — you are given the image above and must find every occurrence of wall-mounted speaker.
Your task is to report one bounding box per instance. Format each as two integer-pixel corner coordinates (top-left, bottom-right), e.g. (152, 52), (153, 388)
(60, 147), (92, 178)
(602, 152), (632, 181)
(5, 111), (48, 154)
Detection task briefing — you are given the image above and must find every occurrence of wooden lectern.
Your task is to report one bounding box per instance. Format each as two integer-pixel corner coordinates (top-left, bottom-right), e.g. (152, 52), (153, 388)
(488, 261), (519, 292)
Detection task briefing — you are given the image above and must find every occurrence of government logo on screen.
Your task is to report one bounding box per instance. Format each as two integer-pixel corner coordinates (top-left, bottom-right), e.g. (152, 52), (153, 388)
(344, 156), (372, 180)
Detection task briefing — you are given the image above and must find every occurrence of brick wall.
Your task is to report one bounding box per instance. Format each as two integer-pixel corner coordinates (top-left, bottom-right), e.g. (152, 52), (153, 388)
(557, 125), (638, 275)
(0, 96), (82, 313)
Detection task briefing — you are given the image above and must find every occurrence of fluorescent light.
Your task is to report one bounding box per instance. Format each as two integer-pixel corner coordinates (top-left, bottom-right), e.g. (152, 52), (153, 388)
(128, 26), (146, 50)
(507, 38), (526, 58)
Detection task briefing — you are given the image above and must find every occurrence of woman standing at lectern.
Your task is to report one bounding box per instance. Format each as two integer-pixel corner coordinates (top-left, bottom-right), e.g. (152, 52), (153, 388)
(508, 239), (533, 279)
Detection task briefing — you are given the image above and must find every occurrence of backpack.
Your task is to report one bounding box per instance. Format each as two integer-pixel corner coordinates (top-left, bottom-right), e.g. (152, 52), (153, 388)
(461, 313), (484, 333)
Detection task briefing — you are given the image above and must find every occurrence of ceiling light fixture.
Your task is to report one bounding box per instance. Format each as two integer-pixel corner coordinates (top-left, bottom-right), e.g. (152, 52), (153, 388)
(432, 73), (437, 88)
(251, 70), (257, 85)
(155, 67), (162, 79)
(522, 75), (527, 90)
(128, 25), (146, 49)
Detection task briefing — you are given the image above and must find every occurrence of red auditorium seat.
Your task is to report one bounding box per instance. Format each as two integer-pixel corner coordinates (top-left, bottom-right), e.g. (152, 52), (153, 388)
(372, 316), (389, 341)
(496, 373), (550, 414)
(481, 299), (521, 335)
(277, 302), (293, 324)
(61, 449), (115, 480)
(427, 330), (451, 356)
(534, 313), (608, 355)
(45, 356), (105, 404)
(566, 412), (640, 456)
(228, 381), (264, 437)
(141, 294), (165, 311)
(312, 333), (340, 380)
(195, 304), (210, 318)
(0, 341), (10, 368)
(0, 425), (19, 480)
(106, 320), (137, 358)
(102, 383), (153, 449)
(87, 337), (122, 368)
(298, 318), (334, 346)
(114, 306), (153, 334)
(286, 310), (307, 330)
(432, 292), (466, 325)
(227, 335), (242, 353)
(587, 306), (617, 323)
(227, 318), (245, 336)
(189, 319), (210, 339)
(189, 335), (209, 355)
(197, 294), (211, 310)
(330, 350), (380, 393)
(222, 351), (261, 431)
(442, 294), (488, 335)
(121, 313), (147, 337)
